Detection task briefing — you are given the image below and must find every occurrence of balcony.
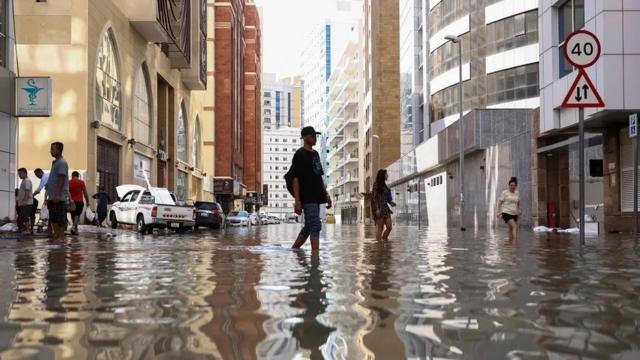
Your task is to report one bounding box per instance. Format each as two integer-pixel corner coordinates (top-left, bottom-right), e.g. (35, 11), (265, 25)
(114, 0), (194, 69)
(182, 0), (208, 89)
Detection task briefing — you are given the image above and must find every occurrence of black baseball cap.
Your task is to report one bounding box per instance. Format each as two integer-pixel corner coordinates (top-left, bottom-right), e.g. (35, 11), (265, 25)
(301, 126), (321, 138)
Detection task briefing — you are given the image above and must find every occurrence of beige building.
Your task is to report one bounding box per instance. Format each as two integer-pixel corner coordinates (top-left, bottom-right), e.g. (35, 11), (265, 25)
(327, 40), (361, 225)
(262, 73), (303, 130)
(359, 0), (401, 220)
(15, 0), (215, 204)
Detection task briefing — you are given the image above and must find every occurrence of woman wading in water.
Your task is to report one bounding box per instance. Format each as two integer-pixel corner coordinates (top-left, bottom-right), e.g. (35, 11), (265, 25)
(496, 177), (522, 241)
(372, 169), (396, 241)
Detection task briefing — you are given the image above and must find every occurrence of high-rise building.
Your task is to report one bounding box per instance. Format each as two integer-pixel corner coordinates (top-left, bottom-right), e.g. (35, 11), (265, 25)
(262, 73), (303, 130)
(0, 0), (17, 219)
(15, 0), (213, 205)
(428, 0), (539, 135)
(326, 40), (361, 224)
(359, 0), (401, 219)
(534, 0), (640, 233)
(214, 0), (263, 213)
(262, 127), (301, 219)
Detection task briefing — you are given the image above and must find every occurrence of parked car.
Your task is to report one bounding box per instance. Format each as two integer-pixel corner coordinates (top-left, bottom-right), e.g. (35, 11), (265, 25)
(110, 185), (195, 234)
(249, 213), (260, 225)
(286, 213), (298, 223)
(258, 214), (269, 225)
(194, 201), (225, 229)
(268, 216), (281, 224)
(226, 211), (251, 227)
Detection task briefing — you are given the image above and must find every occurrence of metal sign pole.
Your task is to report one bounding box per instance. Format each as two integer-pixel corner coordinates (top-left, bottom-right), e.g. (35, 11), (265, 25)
(634, 133), (638, 242)
(579, 108), (585, 246)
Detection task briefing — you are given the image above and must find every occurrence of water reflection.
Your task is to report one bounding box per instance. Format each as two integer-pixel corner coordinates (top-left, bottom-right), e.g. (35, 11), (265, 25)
(0, 225), (638, 359)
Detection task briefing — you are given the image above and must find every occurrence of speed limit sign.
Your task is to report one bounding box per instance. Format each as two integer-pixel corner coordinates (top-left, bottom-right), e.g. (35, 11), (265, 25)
(563, 29), (601, 68)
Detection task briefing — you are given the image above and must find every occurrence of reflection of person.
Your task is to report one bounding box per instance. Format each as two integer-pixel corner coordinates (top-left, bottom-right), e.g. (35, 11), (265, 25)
(17, 168), (34, 234)
(496, 177), (522, 241)
(69, 171), (90, 235)
(291, 252), (335, 357)
(46, 142), (70, 242)
(371, 169), (395, 241)
(291, 126), (332, 252)
(92, 186), (110, 227)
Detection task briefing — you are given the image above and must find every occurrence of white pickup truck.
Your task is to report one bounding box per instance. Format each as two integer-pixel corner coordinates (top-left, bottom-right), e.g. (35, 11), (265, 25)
(109, 185), (195, 234)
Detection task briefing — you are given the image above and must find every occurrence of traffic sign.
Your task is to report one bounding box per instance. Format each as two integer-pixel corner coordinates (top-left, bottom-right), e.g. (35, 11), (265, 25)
(564, 29), (601, 68)
(561, 69), (605, 108)
(631, 114), (639, 138)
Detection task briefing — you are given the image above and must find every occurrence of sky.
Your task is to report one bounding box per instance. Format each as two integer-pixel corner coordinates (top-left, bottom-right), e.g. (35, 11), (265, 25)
(254, 0), (330, 77)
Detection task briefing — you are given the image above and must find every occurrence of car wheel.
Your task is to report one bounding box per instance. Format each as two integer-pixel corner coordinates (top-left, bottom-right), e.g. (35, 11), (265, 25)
(110, 212), (118, 229)
(136, 215), (146, 234)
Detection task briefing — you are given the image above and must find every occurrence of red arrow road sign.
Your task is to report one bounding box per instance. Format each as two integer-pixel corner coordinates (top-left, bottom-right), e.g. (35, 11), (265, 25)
(561, 69), (605, 108)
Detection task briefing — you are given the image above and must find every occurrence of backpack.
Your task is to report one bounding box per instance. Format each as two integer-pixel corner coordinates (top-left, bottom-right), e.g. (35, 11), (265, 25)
(284, 168), (295, 197)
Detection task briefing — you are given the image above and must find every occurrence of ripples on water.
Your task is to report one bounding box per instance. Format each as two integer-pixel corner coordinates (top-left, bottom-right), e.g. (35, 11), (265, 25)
(0, 225), (639, 359)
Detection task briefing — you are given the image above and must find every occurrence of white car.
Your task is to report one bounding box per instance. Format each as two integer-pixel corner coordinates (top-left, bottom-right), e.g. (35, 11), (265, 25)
(226, 211), (251, 227)
(110, 185), (196, 234)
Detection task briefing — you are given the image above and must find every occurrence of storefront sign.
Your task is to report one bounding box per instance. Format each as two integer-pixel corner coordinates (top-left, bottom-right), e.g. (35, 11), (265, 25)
(133, 153), (152, 181)
(16, 77), (52, 117)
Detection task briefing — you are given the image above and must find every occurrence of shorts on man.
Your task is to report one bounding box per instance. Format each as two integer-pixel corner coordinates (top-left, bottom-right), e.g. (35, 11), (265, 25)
(48, 200), (68, 226)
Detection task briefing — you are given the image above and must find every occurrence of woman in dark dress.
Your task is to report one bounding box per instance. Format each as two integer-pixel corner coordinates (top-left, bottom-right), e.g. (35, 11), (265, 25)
(371, 169), (396, 241)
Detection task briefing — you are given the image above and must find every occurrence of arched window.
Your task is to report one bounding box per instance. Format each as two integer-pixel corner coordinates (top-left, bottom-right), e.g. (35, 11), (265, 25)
(133, 65), (152, 144)
(192, 116), (201, 169)
(177, 103), (188, 162)
(95, 29), (122, 130)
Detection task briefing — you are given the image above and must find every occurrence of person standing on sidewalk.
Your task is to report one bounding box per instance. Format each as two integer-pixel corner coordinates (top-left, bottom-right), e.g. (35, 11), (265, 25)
(290, 126), (332, 252)
(69, 171), (90, 235)
(46, 142), (70, 242)
(496, 177), (522, 241)
(17, 168), (34, 234)
(371, 169), (395, 241)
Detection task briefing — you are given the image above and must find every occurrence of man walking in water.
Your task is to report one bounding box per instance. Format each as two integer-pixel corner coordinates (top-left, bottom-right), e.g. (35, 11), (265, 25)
(46, 142), (70, 242)
(289, 126), (332, 252)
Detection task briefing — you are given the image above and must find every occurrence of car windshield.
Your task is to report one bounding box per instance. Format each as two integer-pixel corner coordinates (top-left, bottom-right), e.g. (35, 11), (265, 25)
(238, 211), (249, 217)
(196, 202), (219, 210)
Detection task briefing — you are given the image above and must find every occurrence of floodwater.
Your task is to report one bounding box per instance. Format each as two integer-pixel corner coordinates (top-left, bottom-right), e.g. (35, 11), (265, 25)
(0, 224), (639, 359)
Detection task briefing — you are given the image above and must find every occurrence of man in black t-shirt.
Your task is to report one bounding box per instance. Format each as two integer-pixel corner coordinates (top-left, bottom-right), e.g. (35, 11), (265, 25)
(290, 126), (332, 251)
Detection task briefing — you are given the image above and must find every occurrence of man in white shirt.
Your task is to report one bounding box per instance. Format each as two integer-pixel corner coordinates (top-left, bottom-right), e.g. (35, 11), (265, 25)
(17, 168), (34, 234)
(33, 168), (49, 199)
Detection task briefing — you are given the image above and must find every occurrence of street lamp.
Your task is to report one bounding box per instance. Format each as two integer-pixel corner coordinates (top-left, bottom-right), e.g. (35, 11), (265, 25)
(445, 34), (465, 231)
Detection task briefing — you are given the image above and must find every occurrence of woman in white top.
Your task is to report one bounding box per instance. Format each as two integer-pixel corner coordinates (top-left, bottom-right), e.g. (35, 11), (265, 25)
(496, 177), (522, 240)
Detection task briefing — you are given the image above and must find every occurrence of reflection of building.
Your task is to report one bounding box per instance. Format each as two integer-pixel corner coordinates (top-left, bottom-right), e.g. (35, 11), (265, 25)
(262, 127), (301, 218)
(16, 0), (214, 203)
(262, 73), (303, 130)
(533, 1), (640, 233)
(326, 39), (361, 224)
(359, 0), (401, 221)
(0, 0), (17, 219)
(214, 0), (263, 213)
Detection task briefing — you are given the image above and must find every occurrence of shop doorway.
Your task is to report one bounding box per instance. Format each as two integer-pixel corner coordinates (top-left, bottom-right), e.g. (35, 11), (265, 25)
(97, 138), (120, 203)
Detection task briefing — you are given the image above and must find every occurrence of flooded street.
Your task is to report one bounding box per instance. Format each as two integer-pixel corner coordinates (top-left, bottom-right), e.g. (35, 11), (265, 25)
(0, 225), (639, 359)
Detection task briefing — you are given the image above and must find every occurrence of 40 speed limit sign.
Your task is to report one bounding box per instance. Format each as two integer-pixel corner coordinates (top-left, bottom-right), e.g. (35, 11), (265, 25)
(563, 29), (601, 68)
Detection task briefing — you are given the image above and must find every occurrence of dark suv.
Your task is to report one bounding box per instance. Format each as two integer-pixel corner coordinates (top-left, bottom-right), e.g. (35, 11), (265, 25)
(194, 202), (225, 229)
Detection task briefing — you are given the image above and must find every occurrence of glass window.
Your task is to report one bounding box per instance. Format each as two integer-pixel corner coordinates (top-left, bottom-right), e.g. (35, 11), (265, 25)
(192, 117), (201, 169)
(558, 0), (586, 78)
(95, 29), (122, 130)
(133, 65), (152, 144)
(177, 104), (188, 163)
(176, 171), (188, 201)
(0, 0), (6, 68)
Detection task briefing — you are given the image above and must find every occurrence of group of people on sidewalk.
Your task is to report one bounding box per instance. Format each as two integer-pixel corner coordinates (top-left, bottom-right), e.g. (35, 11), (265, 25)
(287, 126), (523, 250)
(15, 142), (111, 242)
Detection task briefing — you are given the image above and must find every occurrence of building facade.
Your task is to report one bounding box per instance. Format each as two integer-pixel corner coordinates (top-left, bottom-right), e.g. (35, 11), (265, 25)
(360, 0), (401, 221)
(16, 0), (214, 206)
(327, 41), (361, 224)
(214, 0), (262, 213)
(534, 0), (640, 233)
(262, 127), (301, 219)
(262, 73), (303, 130)
(0, 0), (17, 219)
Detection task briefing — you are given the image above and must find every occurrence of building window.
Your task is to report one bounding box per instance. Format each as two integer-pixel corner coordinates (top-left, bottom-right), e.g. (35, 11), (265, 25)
(192, 116), (201, 169)
(95, 29), (122, 130)
(264, 91), (271, 97)
(558, 0), (585, 78)
(176, 171), (188, 201)
(177, 103), (188, 163)
(133, 65), (152, 145)
(0, 0), (7, 68)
